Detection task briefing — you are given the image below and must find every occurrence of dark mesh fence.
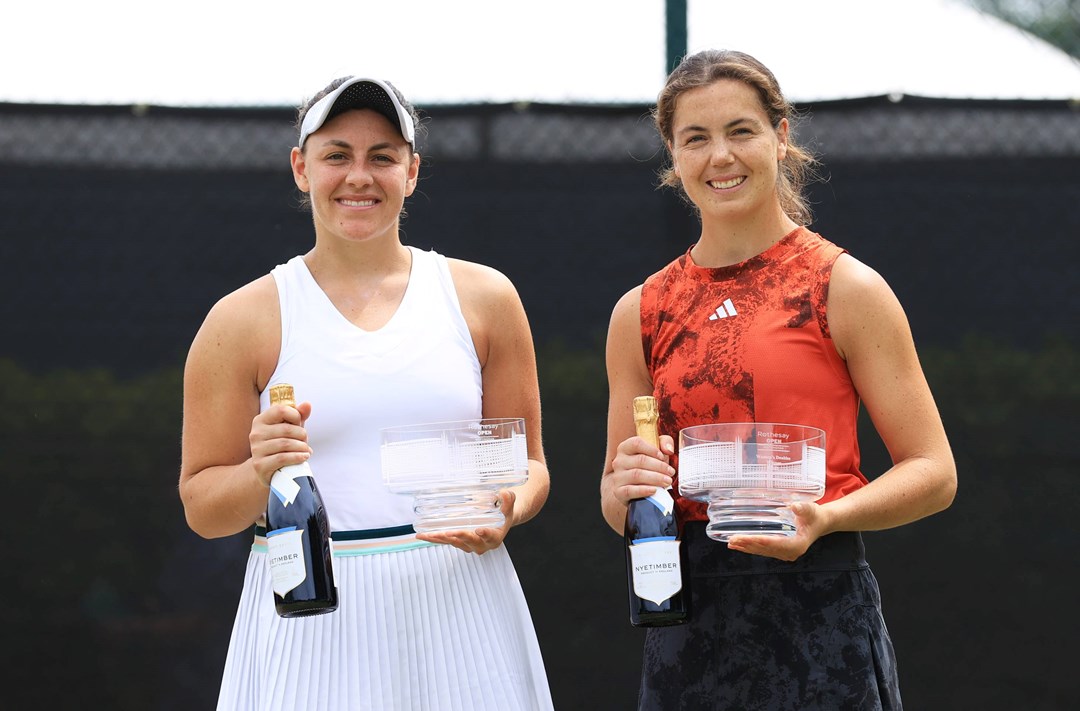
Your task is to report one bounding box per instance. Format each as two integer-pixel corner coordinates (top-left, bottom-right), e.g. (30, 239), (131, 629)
(3, 95), (1078, 169)
(3, 96), (1077, 370)
(1, 96), (1078, 709)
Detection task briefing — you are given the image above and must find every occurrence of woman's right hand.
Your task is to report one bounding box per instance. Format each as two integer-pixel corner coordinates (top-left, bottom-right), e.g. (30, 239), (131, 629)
(248, 401), (313, 488)
(602, 434), (676, 508)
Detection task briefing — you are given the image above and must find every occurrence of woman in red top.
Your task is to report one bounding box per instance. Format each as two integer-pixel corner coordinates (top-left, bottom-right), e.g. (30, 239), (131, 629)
(600, 50), (957, 710)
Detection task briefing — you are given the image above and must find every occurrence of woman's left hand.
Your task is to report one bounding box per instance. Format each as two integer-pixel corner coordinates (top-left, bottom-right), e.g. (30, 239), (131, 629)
(415, 489), (516, 555)
(724, 501), (828, 561)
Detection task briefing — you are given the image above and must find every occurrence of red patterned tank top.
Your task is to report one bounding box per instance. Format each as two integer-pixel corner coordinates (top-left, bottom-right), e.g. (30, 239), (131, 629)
(641, 227), (868, 524)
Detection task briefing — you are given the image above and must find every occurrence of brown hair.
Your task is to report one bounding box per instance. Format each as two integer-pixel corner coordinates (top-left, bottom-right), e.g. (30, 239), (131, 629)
(653, 50), (819, 225)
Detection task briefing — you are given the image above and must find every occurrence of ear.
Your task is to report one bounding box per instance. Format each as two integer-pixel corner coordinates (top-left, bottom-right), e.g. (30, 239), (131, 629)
(290, 146), (310, 193)
(667, 141), (680, 177)
(776, 118), (790, 161)
(404, 151), (420, 197)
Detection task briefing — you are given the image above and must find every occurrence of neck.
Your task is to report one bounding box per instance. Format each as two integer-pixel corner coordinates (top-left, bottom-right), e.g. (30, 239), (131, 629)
(691, 210), (801, 268)
(304, 234), (412, 285)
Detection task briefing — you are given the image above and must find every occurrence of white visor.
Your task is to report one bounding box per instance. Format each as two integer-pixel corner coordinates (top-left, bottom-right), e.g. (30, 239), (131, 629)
(298, 77), (415, 149)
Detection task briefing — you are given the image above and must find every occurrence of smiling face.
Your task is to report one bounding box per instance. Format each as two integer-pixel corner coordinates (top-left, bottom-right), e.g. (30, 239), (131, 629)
(668, 79), (788, 225)
(290, 108), (419, 245)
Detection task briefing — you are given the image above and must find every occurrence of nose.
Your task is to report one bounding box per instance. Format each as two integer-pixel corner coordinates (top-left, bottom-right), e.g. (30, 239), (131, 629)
(710, 139), (734, 166)
(346, 159), (374, 187)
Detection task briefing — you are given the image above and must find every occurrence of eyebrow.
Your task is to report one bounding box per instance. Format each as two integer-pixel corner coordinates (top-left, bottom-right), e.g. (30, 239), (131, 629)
(314, 139), (405, 154)
(676, 117), (763, 135)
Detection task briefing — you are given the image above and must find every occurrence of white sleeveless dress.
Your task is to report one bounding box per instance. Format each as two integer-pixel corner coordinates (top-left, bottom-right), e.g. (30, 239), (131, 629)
(216, 248), (553, 711)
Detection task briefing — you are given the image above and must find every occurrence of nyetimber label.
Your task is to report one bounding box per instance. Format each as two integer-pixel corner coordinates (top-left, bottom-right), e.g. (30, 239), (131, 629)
(629, 539), (683, 604)
(267, 527), (307, 596)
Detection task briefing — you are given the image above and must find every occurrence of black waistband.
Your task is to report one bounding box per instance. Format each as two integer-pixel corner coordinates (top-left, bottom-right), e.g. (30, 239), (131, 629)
(254, 524), (417, 540)
(683, 521), (869, 578)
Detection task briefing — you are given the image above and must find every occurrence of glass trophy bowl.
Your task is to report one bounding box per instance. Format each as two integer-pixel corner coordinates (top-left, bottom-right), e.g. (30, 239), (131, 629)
(380, 418), (529, 533)
(678, 422), (826, 541)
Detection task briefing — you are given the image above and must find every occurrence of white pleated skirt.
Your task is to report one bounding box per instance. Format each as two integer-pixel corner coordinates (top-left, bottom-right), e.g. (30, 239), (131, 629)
(216, 535), (553, 711)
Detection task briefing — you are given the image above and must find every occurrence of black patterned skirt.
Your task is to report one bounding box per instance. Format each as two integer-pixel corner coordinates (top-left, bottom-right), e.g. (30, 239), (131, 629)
(638, 523), (901, 711)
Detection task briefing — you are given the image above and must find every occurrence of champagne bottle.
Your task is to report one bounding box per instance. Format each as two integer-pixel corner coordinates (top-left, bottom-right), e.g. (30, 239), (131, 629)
(265, 384), (338, 618)
(625, 395), (689, 627)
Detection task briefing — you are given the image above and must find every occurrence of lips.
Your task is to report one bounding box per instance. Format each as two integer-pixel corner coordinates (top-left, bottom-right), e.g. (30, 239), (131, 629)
(707, 176), (745, 190)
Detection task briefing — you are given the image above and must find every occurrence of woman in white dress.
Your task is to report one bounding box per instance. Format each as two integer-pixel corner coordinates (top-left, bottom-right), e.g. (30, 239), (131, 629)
(179, 76), (554, 711)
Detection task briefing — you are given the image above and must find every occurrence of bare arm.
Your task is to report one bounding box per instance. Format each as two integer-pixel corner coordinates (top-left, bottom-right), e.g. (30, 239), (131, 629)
(816, 254), (957, 529)
(728, 254), (957, 559)
(599, 286), (676, 534)
(418, 260), (550, 553)
(177, 276), (310, 539)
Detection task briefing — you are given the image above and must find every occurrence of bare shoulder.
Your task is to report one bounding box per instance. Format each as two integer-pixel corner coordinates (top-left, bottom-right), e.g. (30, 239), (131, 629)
(606, 283), (648, 382)
(610, 284), (643, 323)
(187, 274), (281, 390)
(200, 274), (279, 339)
(830, 253), (892, 297)
(446, 257), (519, 306)
(828, 253), (912, 361)
(607, 284), (644, 347)
(444, 258), (530, 368)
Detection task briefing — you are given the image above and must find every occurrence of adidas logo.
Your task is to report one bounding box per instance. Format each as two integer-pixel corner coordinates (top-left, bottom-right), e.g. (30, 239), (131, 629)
(708, 299), (738, 320)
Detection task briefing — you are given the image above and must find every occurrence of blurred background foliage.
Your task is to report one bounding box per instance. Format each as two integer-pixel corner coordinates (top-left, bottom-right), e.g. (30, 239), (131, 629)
(968, 0), (1080, 57)
(3, 332), (1077, 708)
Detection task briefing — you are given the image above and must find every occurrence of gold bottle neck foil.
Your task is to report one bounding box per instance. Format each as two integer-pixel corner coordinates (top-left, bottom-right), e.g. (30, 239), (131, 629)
(633, 396), (660, 447)
(269, 384), (296, 408)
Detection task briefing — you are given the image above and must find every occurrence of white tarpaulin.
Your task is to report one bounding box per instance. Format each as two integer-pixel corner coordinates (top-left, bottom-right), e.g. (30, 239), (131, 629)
(4, 0), (1078, 106)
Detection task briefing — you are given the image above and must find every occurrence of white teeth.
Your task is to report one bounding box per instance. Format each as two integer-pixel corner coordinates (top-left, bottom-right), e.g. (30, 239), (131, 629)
(709, 177), (745, 189)
(340, 198), (376, 207)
